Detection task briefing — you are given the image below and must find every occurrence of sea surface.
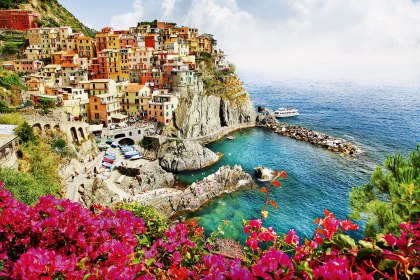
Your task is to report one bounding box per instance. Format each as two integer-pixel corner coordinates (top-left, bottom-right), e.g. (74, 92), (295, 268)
(178, 75), (420, 242)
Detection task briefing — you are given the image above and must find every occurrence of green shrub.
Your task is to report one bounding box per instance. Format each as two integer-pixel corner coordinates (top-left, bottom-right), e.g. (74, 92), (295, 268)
(115, 202), (168, 243)
(0, 168), (59, 205)
(15, 122), (35, 144)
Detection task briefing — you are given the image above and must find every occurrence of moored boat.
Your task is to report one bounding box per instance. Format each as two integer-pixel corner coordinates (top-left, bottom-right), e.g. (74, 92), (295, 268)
(274, 108), (300, 118)
(227, 136), (235, 140)
(130, 155), (142, 160)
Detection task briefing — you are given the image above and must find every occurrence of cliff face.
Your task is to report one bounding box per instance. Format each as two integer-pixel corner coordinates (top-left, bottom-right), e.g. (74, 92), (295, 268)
(171, 70), (256, 139)
(158, 140), (219, 172)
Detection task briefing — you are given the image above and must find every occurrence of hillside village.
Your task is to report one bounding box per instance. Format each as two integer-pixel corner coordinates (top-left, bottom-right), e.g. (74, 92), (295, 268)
(1, 11), (230, 127)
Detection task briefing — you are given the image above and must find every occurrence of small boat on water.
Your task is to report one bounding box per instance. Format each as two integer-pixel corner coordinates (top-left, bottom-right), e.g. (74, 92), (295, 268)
(274, 108), (300, 118)
(227, 136), (235, 140)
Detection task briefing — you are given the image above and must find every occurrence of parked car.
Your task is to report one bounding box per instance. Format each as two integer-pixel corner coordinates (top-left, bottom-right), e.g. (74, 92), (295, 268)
(109, 124), (116, 130)
(105, 138), (113, 144)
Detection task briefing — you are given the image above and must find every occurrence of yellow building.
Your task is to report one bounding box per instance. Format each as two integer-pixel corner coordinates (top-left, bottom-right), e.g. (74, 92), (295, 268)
(27, 28), (42, 45)
(76, 36), (95, 58)
(107, 34), (120, 50)
(121, 84), (151, 117)
(106, 49), (129, 82)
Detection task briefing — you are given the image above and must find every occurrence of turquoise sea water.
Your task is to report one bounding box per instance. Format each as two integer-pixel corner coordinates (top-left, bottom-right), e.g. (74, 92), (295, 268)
(178, 76), (420, 242)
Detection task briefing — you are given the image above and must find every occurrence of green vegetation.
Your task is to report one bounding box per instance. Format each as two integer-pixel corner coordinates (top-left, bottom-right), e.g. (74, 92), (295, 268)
(0, 42), (21, 56)
(0, 112), (24, 125)
(138, 20), (176, 28)
(115, 202), (168, 243)
(350, 146), (420, 236)
(0, 69), (24, 106)
(0, 168), (59, 205)
(2, 0), (96, 37)
(15, 121), (36, 143)
(0, 100), (11, 113)
(0, 118), (73, 205)
(0, 0), (28, 9)
(0, 70), (24, 91)
(34, 0), (96, 37)
(198, 51), (212, 63)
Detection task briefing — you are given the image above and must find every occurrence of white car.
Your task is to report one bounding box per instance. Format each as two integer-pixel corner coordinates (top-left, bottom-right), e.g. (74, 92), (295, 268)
(109, 124), (116, 130)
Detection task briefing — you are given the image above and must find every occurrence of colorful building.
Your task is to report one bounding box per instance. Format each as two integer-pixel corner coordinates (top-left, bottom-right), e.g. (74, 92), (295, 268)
(88, 93), (121, 125)
(147, 90), (178, 123)
(76, 36), (95, 58)
(0, 10), (41, 31)
(121, 84), (151, 118)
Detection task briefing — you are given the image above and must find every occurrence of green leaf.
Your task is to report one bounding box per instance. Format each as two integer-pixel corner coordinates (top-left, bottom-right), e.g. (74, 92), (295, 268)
(185, 252), (191, 259)
(356, 248), (381, 261)
(378, 259), (398, 271)
(333, 234), (356, 249)
(83, 274), (91, 280)
(132, 258), (141, 265)
(145, 258), (155, 267)
(358, 240), (374, 249)
(411, 205), (420, 213)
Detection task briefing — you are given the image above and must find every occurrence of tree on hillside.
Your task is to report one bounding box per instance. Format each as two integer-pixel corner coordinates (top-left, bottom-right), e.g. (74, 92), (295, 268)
(350, 146), (420, 237)
(15, 121), (35, 144)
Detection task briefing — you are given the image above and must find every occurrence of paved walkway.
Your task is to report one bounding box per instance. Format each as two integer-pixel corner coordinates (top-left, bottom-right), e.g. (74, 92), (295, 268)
(64, 147), (132, 202)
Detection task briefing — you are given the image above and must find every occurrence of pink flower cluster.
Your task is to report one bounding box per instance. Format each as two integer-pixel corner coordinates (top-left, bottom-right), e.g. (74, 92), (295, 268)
(1, 181), (419, 279)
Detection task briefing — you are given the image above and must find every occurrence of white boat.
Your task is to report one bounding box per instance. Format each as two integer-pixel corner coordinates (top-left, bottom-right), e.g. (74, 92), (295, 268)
(227, 136), (235, 140)
(274, 108), (300, 118)
(130, 155), (142, 160)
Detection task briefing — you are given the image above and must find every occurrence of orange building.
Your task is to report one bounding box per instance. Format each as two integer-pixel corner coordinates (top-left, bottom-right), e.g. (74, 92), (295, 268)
(147, 90), (178, 123)
(88, 93), (121, 125)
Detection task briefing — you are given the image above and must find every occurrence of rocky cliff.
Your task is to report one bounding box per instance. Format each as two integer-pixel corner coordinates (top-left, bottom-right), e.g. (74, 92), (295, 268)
(168, 63), (256, 139)
(119, 161), (175, 192)
(158, 140), (219, 172)
(78, 178), (120, 208)
(136, 165), (256, 217)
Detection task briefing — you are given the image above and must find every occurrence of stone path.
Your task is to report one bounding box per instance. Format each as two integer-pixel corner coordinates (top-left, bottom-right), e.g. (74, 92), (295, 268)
(64, 147), (131, 202)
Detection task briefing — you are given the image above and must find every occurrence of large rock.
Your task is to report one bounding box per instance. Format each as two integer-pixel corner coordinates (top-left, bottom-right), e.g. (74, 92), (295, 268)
(135, 161), (175, 191)
(158, 140), (219, 172)
(78, 178), (120, 208)
(137, 165), (256, 217)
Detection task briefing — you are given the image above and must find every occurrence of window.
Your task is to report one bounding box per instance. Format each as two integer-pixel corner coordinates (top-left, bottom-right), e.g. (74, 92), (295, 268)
(95, 113), (99, 119)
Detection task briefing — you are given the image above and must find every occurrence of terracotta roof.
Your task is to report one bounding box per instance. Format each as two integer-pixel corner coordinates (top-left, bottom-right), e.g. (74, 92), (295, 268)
(125, 84), (145, 92)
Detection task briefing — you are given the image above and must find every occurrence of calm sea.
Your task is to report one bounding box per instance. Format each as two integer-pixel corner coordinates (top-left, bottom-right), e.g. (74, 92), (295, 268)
(178, 75), (420, 241)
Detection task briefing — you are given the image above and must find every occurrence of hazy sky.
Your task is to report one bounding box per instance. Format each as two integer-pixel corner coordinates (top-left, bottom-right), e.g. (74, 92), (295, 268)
(59, 0), (420, 84)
